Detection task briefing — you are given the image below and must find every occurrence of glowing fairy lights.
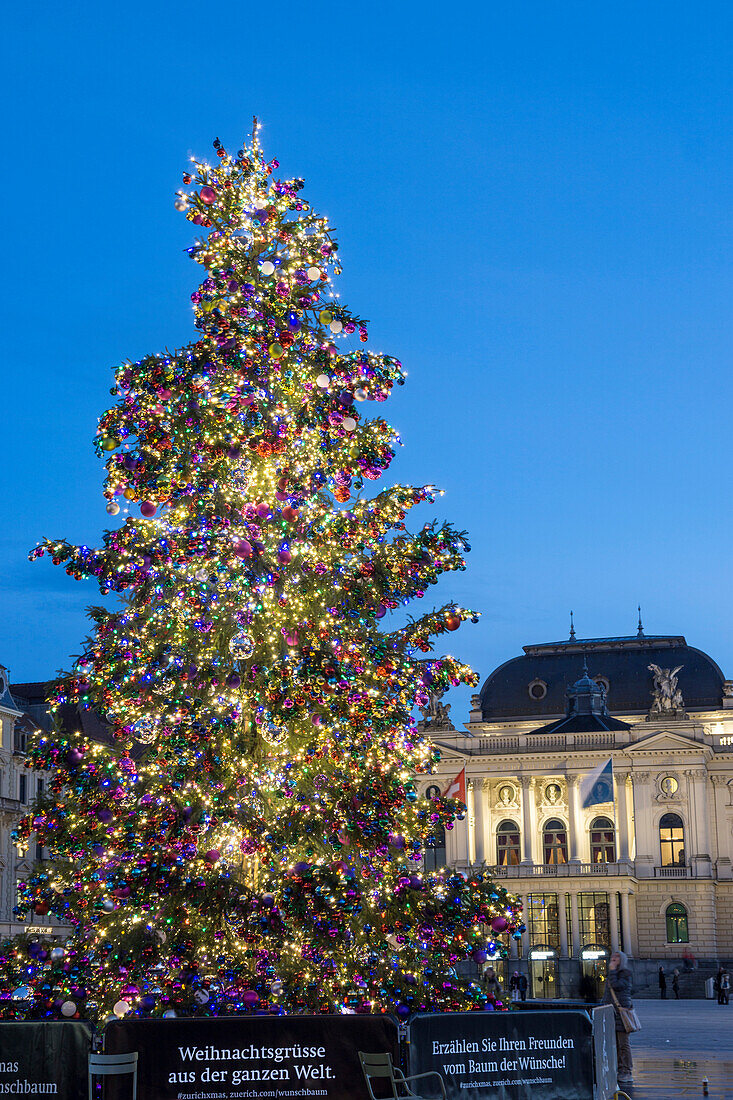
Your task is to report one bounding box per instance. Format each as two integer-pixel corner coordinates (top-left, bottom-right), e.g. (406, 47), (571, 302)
(0, 123), (522, 1022)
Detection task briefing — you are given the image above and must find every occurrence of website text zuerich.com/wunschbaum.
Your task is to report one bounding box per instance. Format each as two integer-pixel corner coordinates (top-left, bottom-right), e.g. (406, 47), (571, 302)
(177, 1091), (328, 1099)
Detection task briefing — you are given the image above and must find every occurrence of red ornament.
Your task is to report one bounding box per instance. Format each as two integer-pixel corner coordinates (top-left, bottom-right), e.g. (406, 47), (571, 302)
(281, 506), (299, 523)
(200, 186), (217, 205)
(445, 614), (461, 631)
(140, 501), (156, 518)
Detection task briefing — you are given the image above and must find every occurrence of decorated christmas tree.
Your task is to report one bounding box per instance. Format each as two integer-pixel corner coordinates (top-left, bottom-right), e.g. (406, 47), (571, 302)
(1, 124), (521, 1021)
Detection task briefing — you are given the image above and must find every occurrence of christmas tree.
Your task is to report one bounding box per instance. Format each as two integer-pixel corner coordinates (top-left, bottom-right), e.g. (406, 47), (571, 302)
(2, 124), (521, 1021)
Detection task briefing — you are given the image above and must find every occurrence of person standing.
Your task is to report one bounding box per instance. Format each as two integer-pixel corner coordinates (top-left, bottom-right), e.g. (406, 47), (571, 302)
(518, 972), (528, 1002)
(509, 972), (521, 1002)
(672, 969), (680, 999)
(603, 950), (635, 1086)
(658, 965), (666, 999)
(721, 970), (730, 1006)
(716, 965), (725, 1004)
(484, 966), (502, 1000)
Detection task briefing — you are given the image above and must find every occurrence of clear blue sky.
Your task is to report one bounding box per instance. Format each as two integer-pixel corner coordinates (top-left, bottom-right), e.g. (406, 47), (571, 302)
(3, 2), (732, 720)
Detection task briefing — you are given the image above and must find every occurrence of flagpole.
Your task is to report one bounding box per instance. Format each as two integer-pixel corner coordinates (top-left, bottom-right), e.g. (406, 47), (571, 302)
(467, 779), (476, 866)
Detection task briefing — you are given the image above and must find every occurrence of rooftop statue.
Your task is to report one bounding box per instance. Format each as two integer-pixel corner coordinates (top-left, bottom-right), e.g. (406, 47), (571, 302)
(648, 663), (685, 715)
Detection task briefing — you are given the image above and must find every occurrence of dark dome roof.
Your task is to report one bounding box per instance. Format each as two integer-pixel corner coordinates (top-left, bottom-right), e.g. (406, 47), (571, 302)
(478, 635), (726, 721)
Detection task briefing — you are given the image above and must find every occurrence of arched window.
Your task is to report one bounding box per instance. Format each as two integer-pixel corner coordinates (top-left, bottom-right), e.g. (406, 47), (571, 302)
(424, 785), (446, 871)
(659, 813), (685, 867)
(666, 903), (689, 943)
(590, 817), (616, 863)
(543, 819), (568, 865)
(496, 820), (521, 866)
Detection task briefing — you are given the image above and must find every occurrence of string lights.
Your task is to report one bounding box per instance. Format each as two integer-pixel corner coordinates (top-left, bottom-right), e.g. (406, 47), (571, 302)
(0, 123), (522, 1021)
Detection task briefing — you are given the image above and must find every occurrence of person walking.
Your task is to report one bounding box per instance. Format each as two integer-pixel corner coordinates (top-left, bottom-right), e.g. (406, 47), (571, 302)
(658, 965), (667, 999)
(672, 969), (680, 999)
(603, 950), (635, 1086)
(716, 965), (725, 1005)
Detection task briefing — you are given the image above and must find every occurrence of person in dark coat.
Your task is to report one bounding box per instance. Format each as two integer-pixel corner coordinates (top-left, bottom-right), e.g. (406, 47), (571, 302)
(517, 972), (528, 1001)
(672, 969), (680, 999)
(484, 967), (502, 1000)
(603, 949), (634, 1085)
(658, 965), (666, 998)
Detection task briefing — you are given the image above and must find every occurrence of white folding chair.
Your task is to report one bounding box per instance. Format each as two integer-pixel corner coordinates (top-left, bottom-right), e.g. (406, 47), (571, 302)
(88, 1051), (138, 1100)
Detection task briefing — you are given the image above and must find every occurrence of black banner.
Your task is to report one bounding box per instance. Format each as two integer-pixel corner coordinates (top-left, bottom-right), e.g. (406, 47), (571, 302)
(0, 1021), (93, 1100)
(591, 1006), (617, 1100)
(409, 1010), (594, 1100)
(104, 1015), (399, 1100)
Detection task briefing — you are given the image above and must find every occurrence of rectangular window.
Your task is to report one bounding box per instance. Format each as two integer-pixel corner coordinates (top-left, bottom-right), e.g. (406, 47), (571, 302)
(19, 774), (27, 803)
(527, 893), (560, 949)
(35, 844), (43, 862)
(577, 892), (610, 947)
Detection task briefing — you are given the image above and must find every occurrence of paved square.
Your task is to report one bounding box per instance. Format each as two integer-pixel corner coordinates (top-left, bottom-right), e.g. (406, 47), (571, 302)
(623, 1000), (733, 1098)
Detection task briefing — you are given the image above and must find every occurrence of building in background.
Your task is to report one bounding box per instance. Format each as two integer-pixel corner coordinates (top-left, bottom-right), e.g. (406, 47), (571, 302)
(0, 670), (54, 938)
(420, 624), (733, 997)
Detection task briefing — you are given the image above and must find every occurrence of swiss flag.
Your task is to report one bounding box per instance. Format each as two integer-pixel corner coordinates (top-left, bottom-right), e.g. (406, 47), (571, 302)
(443, 766), (466, 802)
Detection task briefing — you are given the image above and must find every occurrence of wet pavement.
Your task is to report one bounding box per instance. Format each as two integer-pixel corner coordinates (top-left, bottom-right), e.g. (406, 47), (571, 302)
(627, 1054), (733, 1098)
(619, 1000), (733, 1098)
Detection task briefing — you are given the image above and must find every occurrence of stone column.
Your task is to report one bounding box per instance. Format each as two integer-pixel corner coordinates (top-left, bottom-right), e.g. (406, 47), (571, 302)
(569, 891), (581, 957)
(519, 893), (531, 955)
(520, 777), (536, 866)
(567, 775), (582, 864)
(620, 890), (634, 957)
(615, 772), (632, 864)
(686, 769), (712, 877)
(558, 891), (569, 958)
(481, 780), (493, 867)
(630, 771), (654, 877)
(467, 780), (477, 866)
(608, 890), (620, 952)
(712, 776), (732, 878)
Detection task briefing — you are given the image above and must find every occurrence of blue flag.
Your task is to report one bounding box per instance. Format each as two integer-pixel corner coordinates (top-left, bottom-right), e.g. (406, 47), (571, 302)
(580, 757), (614, 808)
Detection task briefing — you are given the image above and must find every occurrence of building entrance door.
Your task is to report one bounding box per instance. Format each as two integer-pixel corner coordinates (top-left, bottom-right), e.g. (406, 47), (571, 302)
(528, 948), (558, 998)
(580, 946), (608, 1002)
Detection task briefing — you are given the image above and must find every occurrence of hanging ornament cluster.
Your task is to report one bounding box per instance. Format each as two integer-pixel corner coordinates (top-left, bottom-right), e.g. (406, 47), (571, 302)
(2, 122), (521, 1022)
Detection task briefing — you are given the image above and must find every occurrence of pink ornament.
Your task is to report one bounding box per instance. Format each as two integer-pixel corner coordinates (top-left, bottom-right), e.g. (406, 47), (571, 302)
(140, 501), (156, 518)
(491, 916), (508, 933)
(256, 503), (271, 519)
(200, 186), (217, 205)
(278, 549), (292, 564)
(233, 540), (252, 559)
(205, 849), (220, 864)
(242, 989), (259, 1007)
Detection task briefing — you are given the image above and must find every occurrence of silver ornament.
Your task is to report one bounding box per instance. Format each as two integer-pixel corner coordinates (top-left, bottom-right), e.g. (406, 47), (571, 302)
(229, 632), (255, 660)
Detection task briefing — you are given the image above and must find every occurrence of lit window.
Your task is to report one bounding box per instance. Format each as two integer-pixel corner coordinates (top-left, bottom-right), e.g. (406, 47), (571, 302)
(543, 819), (568, 865)
(666, 903), (689, 943)
(496, 820), (521, 866)
(659, 813), (685, 867)
(590, 817), (616, 863)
